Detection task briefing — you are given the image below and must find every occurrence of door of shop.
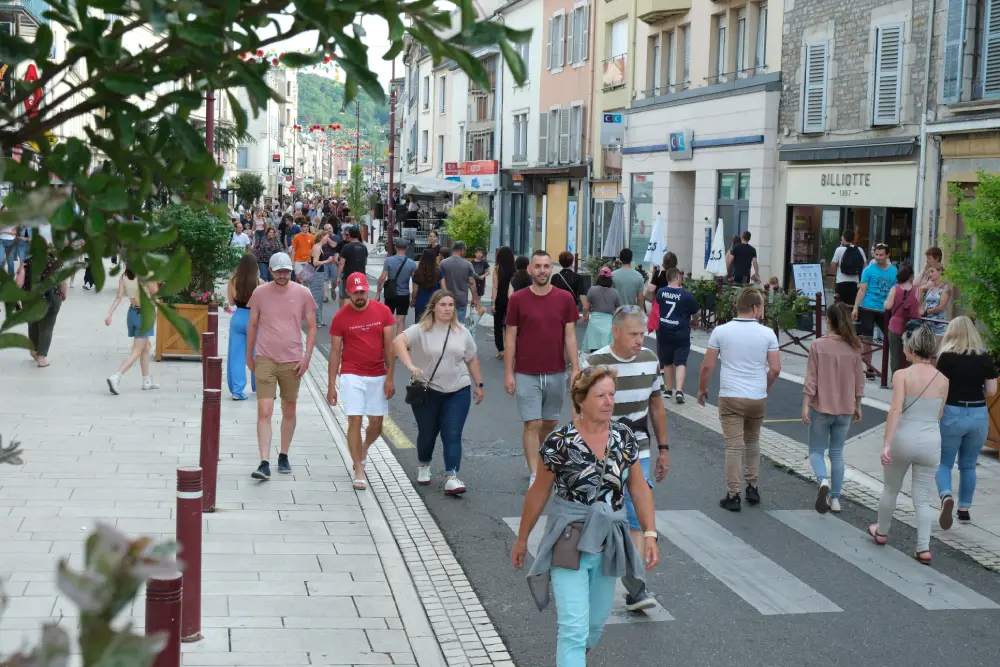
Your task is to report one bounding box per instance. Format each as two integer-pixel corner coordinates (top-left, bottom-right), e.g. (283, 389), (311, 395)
(717, 171), (750, 243)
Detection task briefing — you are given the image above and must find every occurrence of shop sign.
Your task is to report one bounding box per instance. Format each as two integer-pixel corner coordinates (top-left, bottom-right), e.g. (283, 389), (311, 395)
(600, 113), (624, 146)
(786, 163), (917, 208)
(272, 153), (281, 163)
(667, 130), (693, 161)
(593, 182), (619, 199)
(510, 173), (524, 188)
(459, 160), (498, 192)
(445, 162), (459, 176)
(24, 64), (41, 118)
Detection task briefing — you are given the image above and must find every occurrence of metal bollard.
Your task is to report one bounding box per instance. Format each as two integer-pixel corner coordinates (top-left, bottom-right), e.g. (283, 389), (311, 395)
(145, 571), (183, 667)
(206, 356), (222, 392)
(176, 467), (203, 642)
(200, 332), (216, 388)
(199, 386), (222, 513)
(814, 292), (824, 337)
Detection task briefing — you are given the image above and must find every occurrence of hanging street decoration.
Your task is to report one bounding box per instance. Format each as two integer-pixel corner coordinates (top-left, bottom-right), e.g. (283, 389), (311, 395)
(239, 49), (343, 79)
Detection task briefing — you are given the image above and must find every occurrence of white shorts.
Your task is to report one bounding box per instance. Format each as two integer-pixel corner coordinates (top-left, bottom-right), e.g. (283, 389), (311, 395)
(340, 374), (389, 417)
(294, 261), (309, 276)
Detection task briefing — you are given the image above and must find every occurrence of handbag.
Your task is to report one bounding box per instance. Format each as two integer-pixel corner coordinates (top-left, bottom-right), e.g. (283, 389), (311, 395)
(384, 256), (408, 301)
(551, 454), (610, 571)
(404, 326), (451, 405)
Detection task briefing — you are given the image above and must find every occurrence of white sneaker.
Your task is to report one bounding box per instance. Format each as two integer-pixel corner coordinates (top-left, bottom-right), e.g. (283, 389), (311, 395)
(107, 374), (121, 395)
(828, 498), (841, 513)
(142, 380), (160, 391)
(815, 479), (830, 514)
(529, 473), (536, 489)
(416, 465), (431, 485)
(444, 476), (467, 496)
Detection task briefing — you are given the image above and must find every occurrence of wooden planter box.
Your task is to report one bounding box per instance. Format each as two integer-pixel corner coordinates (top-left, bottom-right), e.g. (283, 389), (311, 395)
(988, 392), (1000, 453)
(155, 303), (209, 361)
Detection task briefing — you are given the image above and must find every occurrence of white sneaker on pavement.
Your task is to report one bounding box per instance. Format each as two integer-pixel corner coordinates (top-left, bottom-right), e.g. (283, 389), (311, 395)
(444, 476), (467, 496)
(142, 379), (160, 390)
(416, 465), (431, 485)
(829, 498), (841, 513)
(107, 373), (121, 395)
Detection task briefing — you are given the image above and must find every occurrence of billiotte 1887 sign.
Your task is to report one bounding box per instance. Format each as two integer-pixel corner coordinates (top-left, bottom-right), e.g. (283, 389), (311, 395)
(786, 163), (918, 209)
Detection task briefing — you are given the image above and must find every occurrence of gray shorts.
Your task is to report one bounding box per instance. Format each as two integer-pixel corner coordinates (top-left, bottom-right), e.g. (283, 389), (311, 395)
(515, 372), (567, 422)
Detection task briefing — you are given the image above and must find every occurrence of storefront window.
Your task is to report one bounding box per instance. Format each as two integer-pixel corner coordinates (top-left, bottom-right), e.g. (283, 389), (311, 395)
(591, 200), (615, 259)
(719, 173), (738, 200)
(738, 172), (751, 200)
(717, 170), (749, 242)
(629, 174), (653, 261)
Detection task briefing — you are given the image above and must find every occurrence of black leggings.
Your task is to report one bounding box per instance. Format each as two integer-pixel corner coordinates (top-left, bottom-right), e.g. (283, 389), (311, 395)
(28, 295), (62, 357)
(493, 300), (508, 352)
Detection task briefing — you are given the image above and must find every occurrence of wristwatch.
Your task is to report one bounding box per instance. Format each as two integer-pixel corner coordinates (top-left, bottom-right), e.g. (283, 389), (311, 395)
(658, 444), (670, 451)
(477, 382), (484, 388)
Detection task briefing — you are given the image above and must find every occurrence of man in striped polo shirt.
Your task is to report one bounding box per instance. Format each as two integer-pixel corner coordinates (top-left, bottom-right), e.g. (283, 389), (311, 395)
(582, 306), (670, 612)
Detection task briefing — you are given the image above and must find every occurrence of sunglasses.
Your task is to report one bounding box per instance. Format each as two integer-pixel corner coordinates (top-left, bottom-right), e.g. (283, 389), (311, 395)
(580, 364), (612, 376)
(613, 305), (644, 315)
(874, 243), (889, 251)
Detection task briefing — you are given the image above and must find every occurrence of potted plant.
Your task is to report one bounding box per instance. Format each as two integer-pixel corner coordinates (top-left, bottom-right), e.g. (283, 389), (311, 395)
(949, 172), (1000, 451)
(444, 192), (492, 250)
(154, 205), (238, 361)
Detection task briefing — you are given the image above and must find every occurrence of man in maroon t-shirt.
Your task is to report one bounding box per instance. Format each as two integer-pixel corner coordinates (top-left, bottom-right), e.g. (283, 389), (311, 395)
(504, 249), (580, 487)
(328, 273), (397, 490)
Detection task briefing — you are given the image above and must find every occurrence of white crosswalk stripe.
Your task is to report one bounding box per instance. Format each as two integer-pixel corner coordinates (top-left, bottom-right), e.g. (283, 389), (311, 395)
(769, 510), (1000, 611)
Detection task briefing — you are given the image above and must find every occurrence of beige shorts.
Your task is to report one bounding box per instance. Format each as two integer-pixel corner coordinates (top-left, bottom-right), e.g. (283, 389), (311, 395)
(256, 356), (301, 402)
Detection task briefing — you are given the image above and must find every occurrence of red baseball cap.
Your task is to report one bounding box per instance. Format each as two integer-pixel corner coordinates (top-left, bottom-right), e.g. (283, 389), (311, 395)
(347, 273), (369, 294)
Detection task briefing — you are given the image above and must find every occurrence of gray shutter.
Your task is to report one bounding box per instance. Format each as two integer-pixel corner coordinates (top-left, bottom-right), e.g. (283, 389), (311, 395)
(556, 16), (565, 68)
(582, 5), (590, 61)
(941, 0), (966, 103)
(983, 0), (1000, 98)
(538, 112), (548, 165)
(546, 18), (553, 69)
(683, 26), (691, 84)
(566, 10), (575, 66)
(574, 106), (586, 162)
(802, 41), (828, 133)
(873, 24), (903, 125)
(559, 107), (571, 163)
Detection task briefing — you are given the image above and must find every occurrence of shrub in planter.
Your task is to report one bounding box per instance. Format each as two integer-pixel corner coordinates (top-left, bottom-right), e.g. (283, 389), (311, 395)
(157, 205), (238, 305)
(445, 192), (492, 251)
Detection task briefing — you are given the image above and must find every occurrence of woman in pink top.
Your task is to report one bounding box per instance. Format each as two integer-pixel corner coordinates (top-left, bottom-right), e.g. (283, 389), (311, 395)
(802, 303), (865, 514)
(883, 265), (921, 375)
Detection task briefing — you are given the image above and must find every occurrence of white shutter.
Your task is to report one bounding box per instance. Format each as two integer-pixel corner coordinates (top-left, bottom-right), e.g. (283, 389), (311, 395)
(566, 11), (575, 66)
(983, 0), (1000, 98)
(736, 8), (747, 74)
(556, 16), (565, 68)
(582, 5), (590, 61)
(546, 18), (553, 69)
(539, 112), (548, 164)
(755, 2), (768, 71)
(941, 0), (966, 103)
(572, 106), (585, 163)
(558, 107), (571, 163)
(802, 41), (828, 133)
(873, 24), (903, 125)
(683, 26), (691, 85)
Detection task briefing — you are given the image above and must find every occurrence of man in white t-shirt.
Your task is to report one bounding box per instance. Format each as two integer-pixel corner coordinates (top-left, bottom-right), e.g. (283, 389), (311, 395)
(697, 287), (780, 512)
(230, 220), (251, 250)
(828, 229), (867, 306)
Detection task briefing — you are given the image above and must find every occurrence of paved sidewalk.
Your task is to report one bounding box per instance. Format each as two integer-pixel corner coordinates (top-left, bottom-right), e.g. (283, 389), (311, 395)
(0, 279), (484, 666)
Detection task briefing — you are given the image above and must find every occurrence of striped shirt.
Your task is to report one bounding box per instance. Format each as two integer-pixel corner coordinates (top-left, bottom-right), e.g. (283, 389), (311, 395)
(583, 345), (662, 456)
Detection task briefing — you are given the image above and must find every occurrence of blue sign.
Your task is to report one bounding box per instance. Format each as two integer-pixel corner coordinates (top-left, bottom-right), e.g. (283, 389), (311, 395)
(667, 129), (693, 160)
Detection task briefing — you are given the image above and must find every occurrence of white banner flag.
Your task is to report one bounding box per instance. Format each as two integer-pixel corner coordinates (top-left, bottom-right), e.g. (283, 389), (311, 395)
(705, 219), (726, 275)
(644, 213), (666, 265)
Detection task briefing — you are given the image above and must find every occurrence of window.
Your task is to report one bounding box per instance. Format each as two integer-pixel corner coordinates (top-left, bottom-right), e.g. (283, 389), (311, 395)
(550, 107), (561, 163)
(755, 2), (768, 73)
(436, 135), (444, 172)
(872, 24), (903, 125)
(682, 24), (691, 87)
(438, 76), (446, 113)
(649, 34), (661, 94)
(715, 15), (727, 81)
(570, 104), (584, 163)
(408, 69), (418, 108)
(458, 123), (465, 160)
(539, 112), (549, 164)
(547, 14), (566, 69)
(515, 39), (530, 78)
(421, 130), (429, 162)
(558, 107), (571, 163)
(286, 82), (291, 96)
(610, 19), (627, 57)
(422, 76), (430, 109)
(980, 0), (1000, 99)
(942, 0), (966, 102)
(236, 147), (248, 169)
(409, 124), (418, 161)
(568, 4), (589, 65)
(736, 8), (747, 76)
(513, 113), (528, 161)
(803, 41), (829, 133)
(666, 30), (676, 90)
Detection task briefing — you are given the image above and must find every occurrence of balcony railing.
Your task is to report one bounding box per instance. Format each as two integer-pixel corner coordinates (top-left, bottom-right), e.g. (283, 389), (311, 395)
(704, 64), (768, 85)
(512, 153), (527, 163)
(640, 81), (690, 98)
(602, 55), (627, 91)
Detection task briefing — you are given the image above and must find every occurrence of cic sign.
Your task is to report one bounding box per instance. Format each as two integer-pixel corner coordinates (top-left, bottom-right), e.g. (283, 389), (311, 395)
(667, 130), (693, 160)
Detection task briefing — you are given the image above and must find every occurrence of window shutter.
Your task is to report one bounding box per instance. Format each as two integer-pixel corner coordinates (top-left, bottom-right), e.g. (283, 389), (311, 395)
(539, 112), (548, 165)
(559, 107), (571, 163)
(983, 0), (1000, 98)
(557, 16), (565, 67)
(873, 24), (903, 125)
(803, 41), (828, 133)
(573, 106), (585, 163)
(566, 10), (575, 66)
(683, 26), (691, 84)
(941, 0), (966, 103)
(582, 5), (590, 61)
(546, 18), (553, 69)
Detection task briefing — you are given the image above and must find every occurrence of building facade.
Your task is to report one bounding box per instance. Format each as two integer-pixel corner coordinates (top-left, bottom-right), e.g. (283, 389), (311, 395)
(776, 0), (931, 287)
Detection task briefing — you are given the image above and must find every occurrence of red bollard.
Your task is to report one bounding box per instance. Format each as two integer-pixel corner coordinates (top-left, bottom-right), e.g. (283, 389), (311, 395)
(199, 387), (221, 513)
(201, 332), (216, 388)
(208, 303), (219, 339)
(176, 467), (203, 642)
(145, 571), (183, 667)
(206, 356), (222, 392)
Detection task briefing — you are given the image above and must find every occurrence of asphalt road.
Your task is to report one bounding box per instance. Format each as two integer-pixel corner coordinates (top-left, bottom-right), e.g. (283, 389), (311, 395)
(313, 295), (1000, 667)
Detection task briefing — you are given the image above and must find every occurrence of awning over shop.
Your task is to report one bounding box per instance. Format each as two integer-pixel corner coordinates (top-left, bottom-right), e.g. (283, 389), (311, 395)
(400, 173), (464, 195)
(778, 136), (918, 162)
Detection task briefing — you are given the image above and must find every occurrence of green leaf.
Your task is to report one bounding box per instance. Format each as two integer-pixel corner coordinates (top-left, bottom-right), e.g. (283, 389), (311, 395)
(499, 41), (525, 88)
(103, 73), (149, 96)
(0, 333), (33, 350)
(156, 301), (200, 351)
(0, 298), (49, 332)
(175, 22), (220, 46)
(226, 90), (247, 136)
(280, 51), (323, 68)
(93, 184), (128, 211)
(0, 34), (35, 65)
(138, 286), (156, 337)
(166, 115), (206, 160)
(34, 24), (54, 63)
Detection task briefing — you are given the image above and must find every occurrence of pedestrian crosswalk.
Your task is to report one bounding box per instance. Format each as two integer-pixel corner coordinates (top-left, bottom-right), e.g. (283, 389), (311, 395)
(503, 509), (999, 625)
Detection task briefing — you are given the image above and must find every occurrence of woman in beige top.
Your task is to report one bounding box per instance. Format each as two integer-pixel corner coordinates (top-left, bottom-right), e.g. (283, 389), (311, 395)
(105, 266), (160, 394)
(801, 302), (864, 515)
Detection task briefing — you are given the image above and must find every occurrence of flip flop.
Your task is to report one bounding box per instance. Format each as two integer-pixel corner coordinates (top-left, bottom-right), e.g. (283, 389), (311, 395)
(353, 479), (367, 490)
(867, 524), (888, 545)
(36, 360), (50, 368)
(914, 550), (932, 565)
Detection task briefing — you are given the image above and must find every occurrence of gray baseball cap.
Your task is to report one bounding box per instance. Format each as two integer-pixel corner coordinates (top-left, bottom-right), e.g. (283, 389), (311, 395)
(394, 236), (410, 248)
(268, 252), (293, 272)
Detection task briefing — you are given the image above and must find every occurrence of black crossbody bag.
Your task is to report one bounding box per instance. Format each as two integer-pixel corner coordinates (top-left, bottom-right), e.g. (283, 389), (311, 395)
(405, 327), (451, 405)
(384, 258), (408, 301)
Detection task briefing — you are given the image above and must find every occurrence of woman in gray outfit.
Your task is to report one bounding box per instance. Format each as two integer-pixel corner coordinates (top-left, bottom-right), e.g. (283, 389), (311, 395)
(309, 229), (336, 326)
(869, 324), (949, 565)
(511, 366), (659, 667)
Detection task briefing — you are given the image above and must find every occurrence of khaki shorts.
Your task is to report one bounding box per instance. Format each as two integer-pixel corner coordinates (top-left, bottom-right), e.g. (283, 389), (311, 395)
(256, 356), (301, 402)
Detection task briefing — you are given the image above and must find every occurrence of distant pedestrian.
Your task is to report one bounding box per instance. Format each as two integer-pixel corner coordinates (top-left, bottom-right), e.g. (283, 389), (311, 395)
(411, 247), (441, 322)
(253, 210), (267, 244)
(583, 308), (669, 613)
(291, 221), (315, 284)
(697, 287), (780, 511)
(935, 316), (998, 526)
(645, 251), (678, 300)
(394, 290), (484, 495)
(504, 250), (580, 488)
(915, 246), (944, 291)
(511, 366), (658, 667)
(319, 222), (341, 302)
(309, 229), (337, 327)
(491, 246), (516, 360)
(802, 303), (864, 515)
(104, 264), (160, 391)
(253, 227), (283, 282)
(581, 267), (619, 353)
(510, 255), (531, 292)
(377, 236), (417, 334)
(471, 247), (490, 301)
(230, 220), (251, 251)
(883, 265), (920, 374)
(917, 264), (950, 336)
(726, 231), (759, 285)
(654, 268), (700, 403)
(337, 226), (369, 308)
(245, 252), (317, 480)
(611, 248), (644, 309)
(227, 254), (264, 400)
(328, 273), (396, 490)
(553, 251), (583, 310)
(439, 241), (479, 321)
(829, 229), (866, 305)
(852, 243), (897, 376)
(870, 324), (948, 565)
(19, 244), (67, 369)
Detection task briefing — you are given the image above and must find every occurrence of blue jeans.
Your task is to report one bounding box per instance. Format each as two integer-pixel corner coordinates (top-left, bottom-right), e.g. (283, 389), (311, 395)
(411, 386), (471, 475)
(258, 262), (272, 282)
(227, 307), (256, 400)
(808, 410), (852, 498)
(936, 404), (988, 508)
(0, 238), (15, 274)
(623, 456), (652, 531)
(550, 552), (617, 667)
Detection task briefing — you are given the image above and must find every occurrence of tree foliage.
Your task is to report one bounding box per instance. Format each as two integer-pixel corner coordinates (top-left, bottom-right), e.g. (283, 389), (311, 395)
(445, 192), (491, 250)
(345, 163), (367, 221)
(949, 172), (1000, 352)
(232, 172), (266, 209)
(0, 0), (530, 351)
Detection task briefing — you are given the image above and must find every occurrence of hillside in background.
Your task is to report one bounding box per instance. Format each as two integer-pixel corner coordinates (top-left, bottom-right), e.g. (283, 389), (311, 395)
(297, 73), (389, 141)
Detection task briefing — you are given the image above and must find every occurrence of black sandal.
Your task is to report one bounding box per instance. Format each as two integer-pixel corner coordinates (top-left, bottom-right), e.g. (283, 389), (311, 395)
(914, 550), (932, 565)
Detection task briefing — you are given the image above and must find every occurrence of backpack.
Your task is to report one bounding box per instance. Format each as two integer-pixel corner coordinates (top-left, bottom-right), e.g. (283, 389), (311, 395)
(839, 245), (864, 276)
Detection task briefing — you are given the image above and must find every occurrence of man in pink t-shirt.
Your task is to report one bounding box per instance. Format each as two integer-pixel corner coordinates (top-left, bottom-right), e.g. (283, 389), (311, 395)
(328, 272), (396, 489)
(246, 252), (317, 481)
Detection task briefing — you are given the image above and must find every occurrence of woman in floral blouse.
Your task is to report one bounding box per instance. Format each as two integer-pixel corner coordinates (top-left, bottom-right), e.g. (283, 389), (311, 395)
(511, 366), (658, 667)
(253, 226), (283, 282)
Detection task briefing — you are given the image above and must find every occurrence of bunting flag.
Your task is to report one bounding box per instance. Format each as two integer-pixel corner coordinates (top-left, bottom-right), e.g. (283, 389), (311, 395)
(239, 48), (343, 78)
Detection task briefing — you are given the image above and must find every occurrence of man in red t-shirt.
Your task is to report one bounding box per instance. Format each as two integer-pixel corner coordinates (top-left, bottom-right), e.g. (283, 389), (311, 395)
(328, 273), (397, 489)
(504, 249), (580, 487)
